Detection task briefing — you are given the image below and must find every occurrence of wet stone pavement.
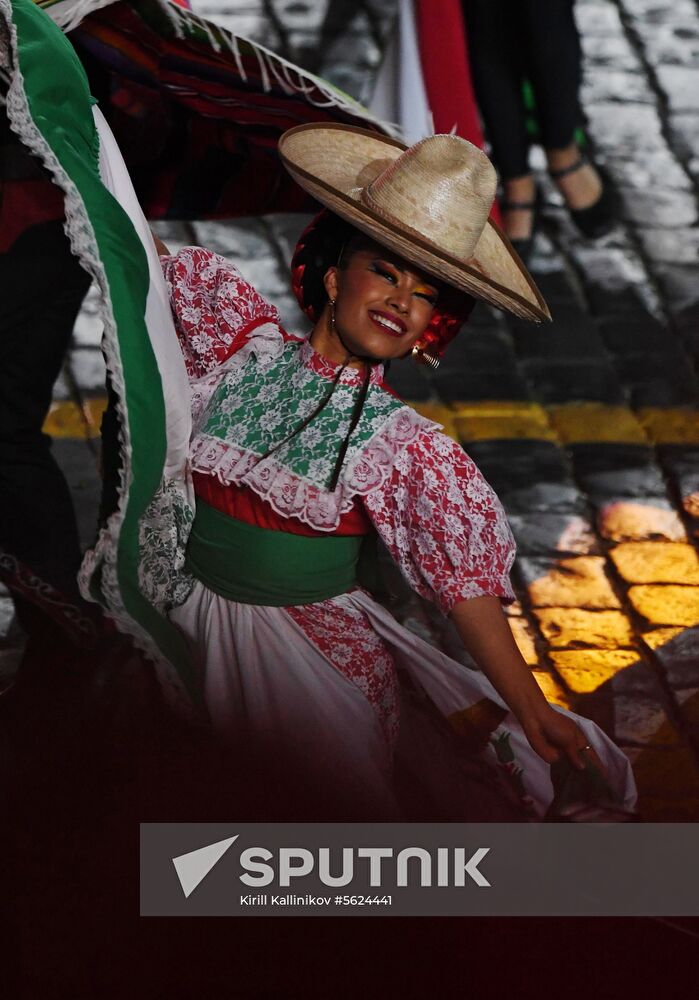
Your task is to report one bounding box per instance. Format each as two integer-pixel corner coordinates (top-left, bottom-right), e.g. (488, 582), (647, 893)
(4, 0), (699, 819)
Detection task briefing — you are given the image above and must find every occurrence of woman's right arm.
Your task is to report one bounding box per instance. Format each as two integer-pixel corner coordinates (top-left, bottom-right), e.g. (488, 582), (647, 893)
(161, 246), (284, 382)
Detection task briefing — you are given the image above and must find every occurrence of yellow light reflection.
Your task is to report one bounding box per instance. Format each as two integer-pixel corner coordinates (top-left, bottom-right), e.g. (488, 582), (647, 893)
(43, 398), (107, 440)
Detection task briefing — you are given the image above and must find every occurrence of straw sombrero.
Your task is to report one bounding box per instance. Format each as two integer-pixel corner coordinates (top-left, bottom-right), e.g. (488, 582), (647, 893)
(279, 123), (551, 323)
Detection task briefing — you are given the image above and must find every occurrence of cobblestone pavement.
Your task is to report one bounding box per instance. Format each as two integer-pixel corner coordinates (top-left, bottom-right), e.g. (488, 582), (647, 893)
(4, 0), (699, 818)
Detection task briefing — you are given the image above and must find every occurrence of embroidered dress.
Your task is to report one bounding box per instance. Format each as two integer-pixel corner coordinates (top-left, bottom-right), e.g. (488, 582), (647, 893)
(160, 246), (637, 818)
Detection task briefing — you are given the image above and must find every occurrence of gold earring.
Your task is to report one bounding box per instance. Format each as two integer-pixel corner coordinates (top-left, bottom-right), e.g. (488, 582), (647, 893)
(411, 345), (440, 370)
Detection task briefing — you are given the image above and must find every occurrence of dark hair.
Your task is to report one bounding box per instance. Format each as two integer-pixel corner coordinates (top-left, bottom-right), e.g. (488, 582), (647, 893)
(291, 211), (360, 322)
(336, 230), (383, 271)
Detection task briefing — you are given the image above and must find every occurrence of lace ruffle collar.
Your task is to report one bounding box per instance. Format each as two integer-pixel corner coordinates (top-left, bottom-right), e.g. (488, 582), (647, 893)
(298, 338), (385, 388)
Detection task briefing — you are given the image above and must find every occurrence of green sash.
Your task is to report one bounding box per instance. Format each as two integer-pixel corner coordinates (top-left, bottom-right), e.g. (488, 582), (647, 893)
(185, 500), (365, 606)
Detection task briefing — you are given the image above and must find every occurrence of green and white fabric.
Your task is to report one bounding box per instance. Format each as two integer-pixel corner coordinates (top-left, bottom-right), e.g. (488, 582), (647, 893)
(1, 0), (199, 710)
(1, 0), (394, 716)
(190, 339), (436, 531)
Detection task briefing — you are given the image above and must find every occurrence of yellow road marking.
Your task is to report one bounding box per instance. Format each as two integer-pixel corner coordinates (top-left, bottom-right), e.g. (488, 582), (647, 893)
(548, 403), (648, 444)
(451, 401), (556, 442)
(44, 397), (699, 450)
(637, 407), (699, 445)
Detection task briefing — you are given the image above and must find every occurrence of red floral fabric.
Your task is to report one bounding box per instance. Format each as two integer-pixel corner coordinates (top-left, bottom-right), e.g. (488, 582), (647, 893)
(161, 247), (291, 380)
(287, 597), (400, 747)
(163, 246), (516, 612)
(362, 430), (516, 615)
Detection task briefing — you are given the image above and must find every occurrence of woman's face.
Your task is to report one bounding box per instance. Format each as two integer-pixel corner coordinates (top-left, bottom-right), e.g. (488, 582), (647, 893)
(319, 241), (440, 364)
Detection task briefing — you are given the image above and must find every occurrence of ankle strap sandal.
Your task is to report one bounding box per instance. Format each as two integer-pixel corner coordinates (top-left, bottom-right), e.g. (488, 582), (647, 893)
(499, 188), (542, 266)
(548, 152), (589, 182)
(549, 153), (616, 238)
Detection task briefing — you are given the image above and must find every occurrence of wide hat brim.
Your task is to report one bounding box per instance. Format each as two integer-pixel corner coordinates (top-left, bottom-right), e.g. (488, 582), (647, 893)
(279, 123), (551, 323)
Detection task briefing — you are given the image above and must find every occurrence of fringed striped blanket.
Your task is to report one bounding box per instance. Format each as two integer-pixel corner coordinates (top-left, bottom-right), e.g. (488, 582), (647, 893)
(33, 0), (390, 220)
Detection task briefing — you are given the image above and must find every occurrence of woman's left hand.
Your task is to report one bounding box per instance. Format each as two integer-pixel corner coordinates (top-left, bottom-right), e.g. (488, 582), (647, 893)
(519, 704), (606, 776)
(448, 597), (608, 776)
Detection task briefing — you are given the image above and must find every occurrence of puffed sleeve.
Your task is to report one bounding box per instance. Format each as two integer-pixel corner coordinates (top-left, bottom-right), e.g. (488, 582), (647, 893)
(160, 246), (284, 381)
(363, 427), (516, 614)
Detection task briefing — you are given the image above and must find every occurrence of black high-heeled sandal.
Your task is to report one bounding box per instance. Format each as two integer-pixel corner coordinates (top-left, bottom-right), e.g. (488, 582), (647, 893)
(500, 188), (541, 266)
(549, 153), (616, 239)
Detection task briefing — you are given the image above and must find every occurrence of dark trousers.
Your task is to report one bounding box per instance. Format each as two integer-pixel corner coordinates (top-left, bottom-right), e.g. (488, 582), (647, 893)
(463, 0), (582, 179)
(0, 221), (91, 611)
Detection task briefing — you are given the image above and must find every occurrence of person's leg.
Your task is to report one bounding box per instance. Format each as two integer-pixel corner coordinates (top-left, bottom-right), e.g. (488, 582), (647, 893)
(463, 0), (530, 180)
(520, 0), (603, 212)
(0, 221), (91, 606)
(520, 0), (582, 151)
(462, 0), (536, 241)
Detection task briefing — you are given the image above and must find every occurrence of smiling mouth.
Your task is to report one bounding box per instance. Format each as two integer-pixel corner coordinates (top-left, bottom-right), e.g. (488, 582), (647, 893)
(368, 311), (407, 336)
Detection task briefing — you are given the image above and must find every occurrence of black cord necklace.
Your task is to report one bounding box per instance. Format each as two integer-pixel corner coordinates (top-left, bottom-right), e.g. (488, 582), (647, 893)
(328, 359), (372, 491)
(255, 315), (378, 493)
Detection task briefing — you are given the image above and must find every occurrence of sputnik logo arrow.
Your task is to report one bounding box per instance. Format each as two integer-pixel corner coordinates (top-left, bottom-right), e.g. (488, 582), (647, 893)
(172, 835), (239, 898)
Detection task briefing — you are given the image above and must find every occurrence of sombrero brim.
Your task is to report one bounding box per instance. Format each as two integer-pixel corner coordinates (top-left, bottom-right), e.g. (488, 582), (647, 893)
(279, 123), (551, 323)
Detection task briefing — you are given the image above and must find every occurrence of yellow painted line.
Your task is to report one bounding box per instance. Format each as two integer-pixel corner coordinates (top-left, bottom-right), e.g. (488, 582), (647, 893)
(609, 542), (699, 585)
(628, 585), (699, 628)
(641, 626), (684, 652)
(44, 396), (699, 448)
(531, 669), (572, 710)
(415, 401), (699, 446)
(450, 401), (548, 417)
(451, 401), (556, 442)
(549, 648), (643, 694)
(507, 615), (539, 665)
(548, 403), (648, 445)
(637, 408), (699, 445)
(43, 398), (107, 439)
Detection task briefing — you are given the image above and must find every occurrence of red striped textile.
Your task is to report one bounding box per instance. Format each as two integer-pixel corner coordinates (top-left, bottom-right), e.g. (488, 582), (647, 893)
(70, 0), (386, 221)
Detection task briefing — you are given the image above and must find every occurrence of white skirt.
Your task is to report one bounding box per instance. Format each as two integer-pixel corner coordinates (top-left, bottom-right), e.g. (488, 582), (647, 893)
(169, 584), (638, 820)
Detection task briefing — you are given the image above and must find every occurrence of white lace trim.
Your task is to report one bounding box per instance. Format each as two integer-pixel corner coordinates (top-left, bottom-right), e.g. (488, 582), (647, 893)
(138, 477), (196, 609)
(191, 405), (441, 532)
(0, 1), (193, 715)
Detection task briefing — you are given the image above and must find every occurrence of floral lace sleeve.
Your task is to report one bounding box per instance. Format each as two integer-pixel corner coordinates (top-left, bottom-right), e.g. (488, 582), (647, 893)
(160, 246), (284, 380)
(363, 428), (516, 615)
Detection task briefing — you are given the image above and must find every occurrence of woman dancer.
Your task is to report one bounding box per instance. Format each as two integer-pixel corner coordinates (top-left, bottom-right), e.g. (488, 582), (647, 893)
(5, 0), (632, 821)
(147, 124), (636, 819)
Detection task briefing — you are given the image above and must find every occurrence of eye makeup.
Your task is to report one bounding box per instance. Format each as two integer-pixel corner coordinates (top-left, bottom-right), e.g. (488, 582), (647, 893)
(368, 260), (397, 281)
(413, 284), (438, 304)
(368, 260), (438, 303)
